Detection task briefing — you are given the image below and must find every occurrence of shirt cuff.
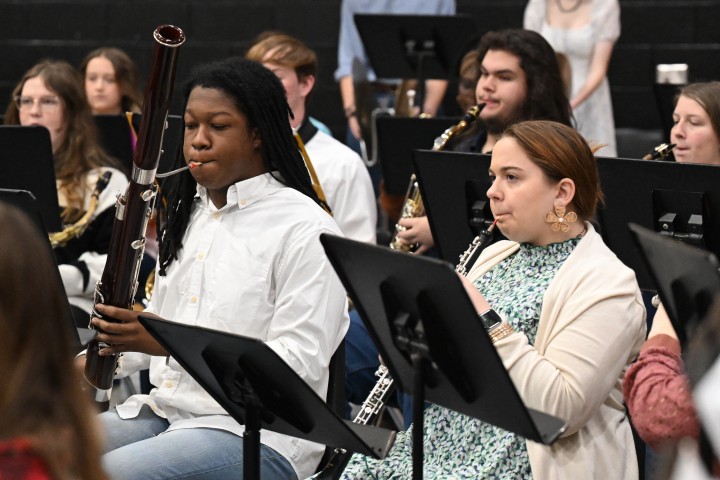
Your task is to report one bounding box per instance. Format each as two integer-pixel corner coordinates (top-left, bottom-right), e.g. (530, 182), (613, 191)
(59, 263), (86, 296)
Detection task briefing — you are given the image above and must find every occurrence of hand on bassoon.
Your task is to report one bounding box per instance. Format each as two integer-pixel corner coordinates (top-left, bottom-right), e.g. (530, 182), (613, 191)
(91, 304), (169, 357)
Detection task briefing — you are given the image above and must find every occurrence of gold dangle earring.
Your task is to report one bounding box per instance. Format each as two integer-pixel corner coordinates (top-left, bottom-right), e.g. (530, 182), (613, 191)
(545, 203), (577, 232)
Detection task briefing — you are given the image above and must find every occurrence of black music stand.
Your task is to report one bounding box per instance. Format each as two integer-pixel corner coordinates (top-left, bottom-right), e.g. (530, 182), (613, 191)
(413, 150), (496, 263)
(0, 126), (61, 233)
(138, 316), (395, 480)
(0, 189), (95, 349)
(94, 113), (183, 175)
(320, 234), (567, 480)
(354, 14), (475, 114)
(628, 223), (720, 346)
(596, 157), (720, 290)
(376, 117), (457, 196)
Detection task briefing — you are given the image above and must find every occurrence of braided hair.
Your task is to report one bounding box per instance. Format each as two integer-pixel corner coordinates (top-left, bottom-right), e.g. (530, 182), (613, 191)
(158, 57), (325, 275)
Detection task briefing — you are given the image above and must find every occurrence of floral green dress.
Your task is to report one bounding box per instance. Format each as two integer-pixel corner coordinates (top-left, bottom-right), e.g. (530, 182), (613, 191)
(340, 239), (580, 480)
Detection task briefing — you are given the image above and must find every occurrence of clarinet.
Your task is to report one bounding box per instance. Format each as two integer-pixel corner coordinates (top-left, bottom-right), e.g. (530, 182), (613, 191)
(315, 365), (395, 479)
(455, 221), (497, 277)
(84, 25), (185, 401)
(316, 223), (497, 479)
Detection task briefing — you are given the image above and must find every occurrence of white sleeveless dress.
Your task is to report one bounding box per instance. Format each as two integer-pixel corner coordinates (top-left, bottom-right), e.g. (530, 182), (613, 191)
(525, 0), (620, 156)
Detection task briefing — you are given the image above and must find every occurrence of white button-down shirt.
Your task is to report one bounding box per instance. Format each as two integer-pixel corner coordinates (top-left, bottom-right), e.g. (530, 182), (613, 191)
(116, 172), (349, 479)
(304, 130), (377, 244)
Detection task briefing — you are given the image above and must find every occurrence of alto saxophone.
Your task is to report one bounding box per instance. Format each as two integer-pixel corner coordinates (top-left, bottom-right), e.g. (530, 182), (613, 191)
(49, 170), (113, 248)
(389, 104), (484, 252)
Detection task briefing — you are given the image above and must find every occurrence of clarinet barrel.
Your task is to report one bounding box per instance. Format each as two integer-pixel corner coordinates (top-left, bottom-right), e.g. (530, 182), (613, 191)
(84, 25), (185, 393)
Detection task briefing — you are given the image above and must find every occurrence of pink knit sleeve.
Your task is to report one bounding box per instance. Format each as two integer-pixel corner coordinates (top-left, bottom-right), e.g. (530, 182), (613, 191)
(622, 334), (700, 449)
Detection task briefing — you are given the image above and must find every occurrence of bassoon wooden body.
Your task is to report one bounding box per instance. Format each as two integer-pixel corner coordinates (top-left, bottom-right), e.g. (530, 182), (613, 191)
(84, 25), (185, 397)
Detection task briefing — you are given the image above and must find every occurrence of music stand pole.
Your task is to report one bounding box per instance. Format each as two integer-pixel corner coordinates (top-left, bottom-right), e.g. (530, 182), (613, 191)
(138, 316), (396, 480)
(244, 397), (261, 480)
(411, 353), (426, 480)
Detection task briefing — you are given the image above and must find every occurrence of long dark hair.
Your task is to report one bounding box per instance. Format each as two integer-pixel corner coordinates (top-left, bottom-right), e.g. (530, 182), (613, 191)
(158, 57), (324, 275)
(477, 29), (573, 127)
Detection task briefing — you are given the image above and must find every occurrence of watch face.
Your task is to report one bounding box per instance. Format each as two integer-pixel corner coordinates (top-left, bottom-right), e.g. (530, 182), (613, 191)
(479, 309), (502, 330)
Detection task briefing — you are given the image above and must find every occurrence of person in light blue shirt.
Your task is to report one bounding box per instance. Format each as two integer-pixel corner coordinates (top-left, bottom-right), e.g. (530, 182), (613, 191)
(335, 0), (456, 192)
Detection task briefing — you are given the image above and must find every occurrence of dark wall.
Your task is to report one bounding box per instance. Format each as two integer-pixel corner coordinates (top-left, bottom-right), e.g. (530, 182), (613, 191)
(1, 0), (718, 138)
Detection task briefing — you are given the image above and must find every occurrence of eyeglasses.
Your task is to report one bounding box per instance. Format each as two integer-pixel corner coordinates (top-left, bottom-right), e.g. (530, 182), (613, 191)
(14, 95), (61, 112)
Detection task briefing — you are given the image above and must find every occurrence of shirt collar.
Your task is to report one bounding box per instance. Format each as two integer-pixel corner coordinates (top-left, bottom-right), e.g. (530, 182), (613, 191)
(195, 172), (284, 211)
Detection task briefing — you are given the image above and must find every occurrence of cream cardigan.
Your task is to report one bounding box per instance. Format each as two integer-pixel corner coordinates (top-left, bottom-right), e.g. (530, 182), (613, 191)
(467, 223), (646, 480)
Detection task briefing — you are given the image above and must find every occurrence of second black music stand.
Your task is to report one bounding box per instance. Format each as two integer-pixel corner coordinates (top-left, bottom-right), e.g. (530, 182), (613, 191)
(354, 14), (475, 113)
(0, 125), (61, 233)
(138, 317), (396, 480)
(413, 150), (497, 263)
(320, 234), (567, 480)
(629, 223), (720, 346)
(375, 116), (457, 196)
(0, 189), (95, 349)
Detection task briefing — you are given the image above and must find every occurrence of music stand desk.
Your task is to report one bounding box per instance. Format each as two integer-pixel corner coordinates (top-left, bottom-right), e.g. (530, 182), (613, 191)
(376, 117), (457, 196)
(0, 126), (61, 233)
(94, 113), (183, 175)
(139, 317), (395, 480)
(355, 14), (475, 81)
(320, 234), (566, 477)
(413, 150), (494, 263)
(596, 156), (720, 290)
(629, 223), (720, 346)
(0, 189), (95, 349)
(354, 13), (475, 113)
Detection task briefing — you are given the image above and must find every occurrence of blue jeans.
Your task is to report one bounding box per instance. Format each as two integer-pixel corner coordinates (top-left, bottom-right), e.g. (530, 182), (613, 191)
(100, 405), (297, 480)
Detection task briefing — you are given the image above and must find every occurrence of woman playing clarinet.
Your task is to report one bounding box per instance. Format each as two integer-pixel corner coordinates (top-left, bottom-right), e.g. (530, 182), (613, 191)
(341, 120), (646, 479)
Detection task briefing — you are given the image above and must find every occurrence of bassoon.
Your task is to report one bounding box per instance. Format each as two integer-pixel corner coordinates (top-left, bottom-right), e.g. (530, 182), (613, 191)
(84, 25), (185, 401)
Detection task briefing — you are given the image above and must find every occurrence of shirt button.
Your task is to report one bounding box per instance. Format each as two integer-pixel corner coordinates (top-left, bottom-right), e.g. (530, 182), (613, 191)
(213, 212), (221, 219)
(240, 199), (247, 206)
(197, 252), (205, 260)
(190, 295), (198, 304)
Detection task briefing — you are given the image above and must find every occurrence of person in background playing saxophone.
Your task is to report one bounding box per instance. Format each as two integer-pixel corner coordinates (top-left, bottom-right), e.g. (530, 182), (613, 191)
(395, 28), (573, 254)
(341, 120), (645, 479)
(75, 57), (348, 480)
(667, 82), (720, 165)
(4, 60), (129, 321)
(621, 81), (720, 475)
(246, 31), (377, 245)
